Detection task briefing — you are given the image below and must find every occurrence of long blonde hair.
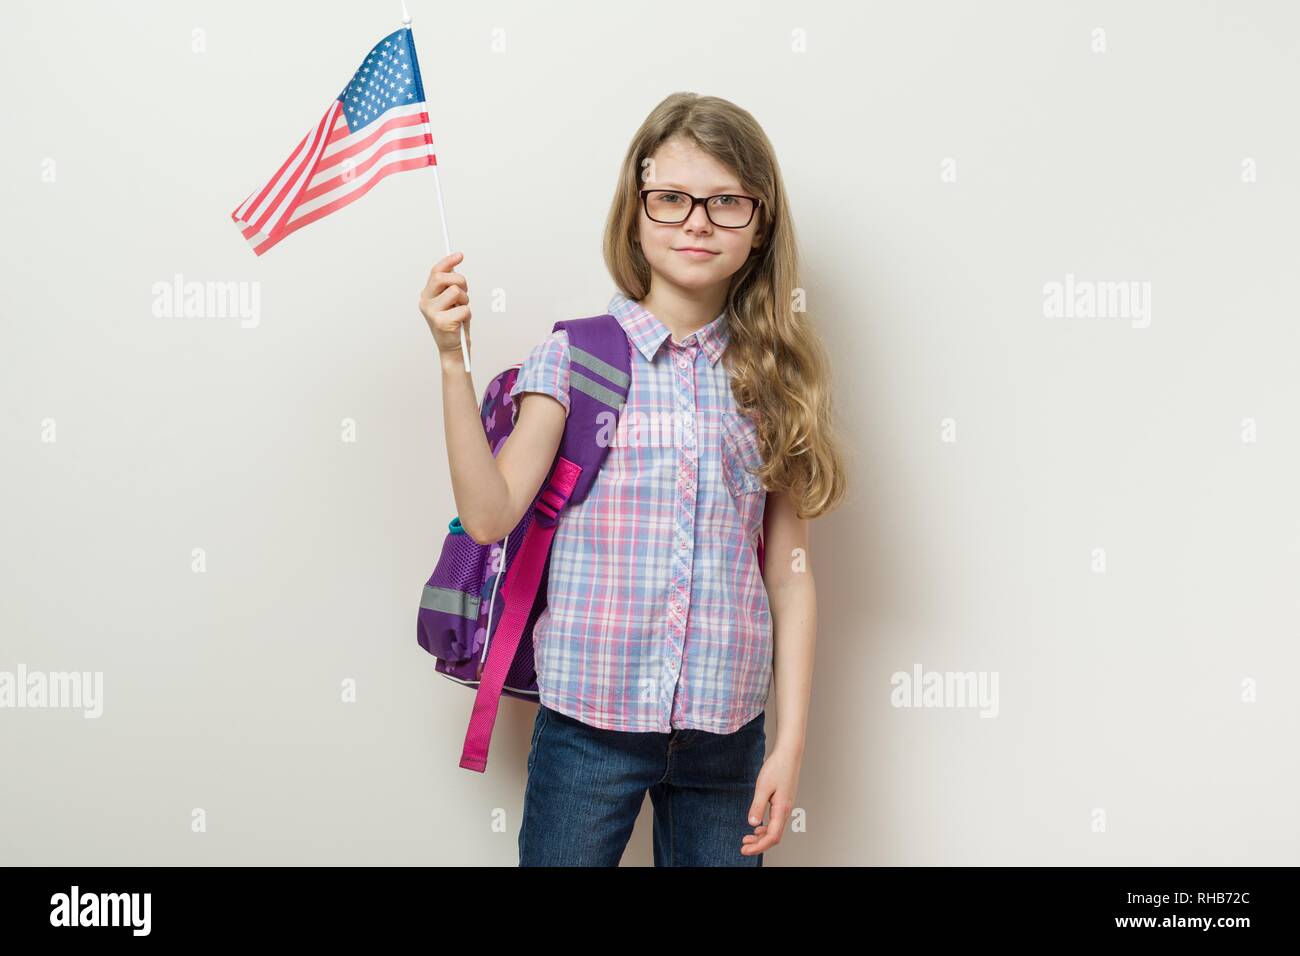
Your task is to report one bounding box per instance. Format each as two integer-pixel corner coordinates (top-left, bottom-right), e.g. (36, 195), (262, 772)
(603, 92), (848, 520)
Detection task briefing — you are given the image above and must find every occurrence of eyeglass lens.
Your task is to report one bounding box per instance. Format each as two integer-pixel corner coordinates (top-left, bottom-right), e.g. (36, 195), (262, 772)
(644, 191), (755, 228)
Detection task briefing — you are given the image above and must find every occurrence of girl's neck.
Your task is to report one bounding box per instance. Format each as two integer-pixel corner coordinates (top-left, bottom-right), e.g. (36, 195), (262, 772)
(639, 283), (728, 345)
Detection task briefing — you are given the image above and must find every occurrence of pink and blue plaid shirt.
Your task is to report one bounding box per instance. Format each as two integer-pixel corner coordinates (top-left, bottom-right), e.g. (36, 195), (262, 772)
(507, 292), (772, 734)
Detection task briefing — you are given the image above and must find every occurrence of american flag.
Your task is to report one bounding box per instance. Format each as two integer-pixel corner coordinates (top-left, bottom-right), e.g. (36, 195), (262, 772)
(232, 27), (437, 256)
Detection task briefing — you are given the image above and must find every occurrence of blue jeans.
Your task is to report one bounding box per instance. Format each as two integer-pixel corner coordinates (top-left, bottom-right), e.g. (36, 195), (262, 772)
(518, 703), (767, 866)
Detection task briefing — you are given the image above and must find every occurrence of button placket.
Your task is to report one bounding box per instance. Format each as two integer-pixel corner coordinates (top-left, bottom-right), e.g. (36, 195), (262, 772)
(664, 338), (700, 728)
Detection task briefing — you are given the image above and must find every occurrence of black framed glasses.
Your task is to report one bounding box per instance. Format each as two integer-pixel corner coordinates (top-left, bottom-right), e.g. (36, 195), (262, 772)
(639, 188), (762, 229)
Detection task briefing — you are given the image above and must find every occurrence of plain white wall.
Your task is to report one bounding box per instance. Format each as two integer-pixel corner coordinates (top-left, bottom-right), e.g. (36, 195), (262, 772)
(2, 0), (1297, 865)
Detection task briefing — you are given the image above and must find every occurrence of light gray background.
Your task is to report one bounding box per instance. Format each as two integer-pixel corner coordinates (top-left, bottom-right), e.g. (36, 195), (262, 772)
(2, 0), (1297, 865)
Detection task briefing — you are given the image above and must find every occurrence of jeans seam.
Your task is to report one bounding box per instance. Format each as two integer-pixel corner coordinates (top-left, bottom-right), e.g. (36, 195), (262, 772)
(527, 706), (549, 774)
(519, 707), (549, 865)
(667, 784), (675, 867)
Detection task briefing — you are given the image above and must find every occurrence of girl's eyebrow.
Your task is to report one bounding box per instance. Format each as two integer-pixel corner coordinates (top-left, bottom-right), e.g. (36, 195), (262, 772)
(657, 182), (743, 193)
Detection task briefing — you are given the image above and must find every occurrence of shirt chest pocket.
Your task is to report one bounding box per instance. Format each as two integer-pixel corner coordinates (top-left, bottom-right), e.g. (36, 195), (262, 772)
(720, 407), (766, 499)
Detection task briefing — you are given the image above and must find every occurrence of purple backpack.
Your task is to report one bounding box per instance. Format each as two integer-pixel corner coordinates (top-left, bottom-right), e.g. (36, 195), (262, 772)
(416, 314), (634, 773)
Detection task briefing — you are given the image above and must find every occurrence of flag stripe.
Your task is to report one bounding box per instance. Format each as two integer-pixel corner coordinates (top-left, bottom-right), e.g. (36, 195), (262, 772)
(233, 112), (433, 255)
(235, 126), (310, 222)
(316, 103), (430, 174)
(303, 135), (433, 205)
(236, 105), (334, 233)
(239, 104), (433, 254)
(312, 115), (431, 184)
(246, 154), (435, 256)
(248, 102), (342, 240)
(231, 102), (341, 247)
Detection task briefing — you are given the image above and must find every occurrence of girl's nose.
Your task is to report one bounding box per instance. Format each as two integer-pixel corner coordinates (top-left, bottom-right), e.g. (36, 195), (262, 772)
(684, 203), (713, 230)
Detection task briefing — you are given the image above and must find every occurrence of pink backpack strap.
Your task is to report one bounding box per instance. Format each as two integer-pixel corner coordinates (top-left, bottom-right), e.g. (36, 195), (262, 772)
(458, 457), (583, 772)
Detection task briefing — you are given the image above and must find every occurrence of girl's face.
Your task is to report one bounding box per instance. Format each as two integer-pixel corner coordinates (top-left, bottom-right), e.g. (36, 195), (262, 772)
(638, 138), (764, 295)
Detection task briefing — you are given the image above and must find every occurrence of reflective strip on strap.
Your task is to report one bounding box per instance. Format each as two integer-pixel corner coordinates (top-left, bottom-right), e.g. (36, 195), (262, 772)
(569, 344), (630, 390)
(570, 369), (625, 410)
(421, 585), (482, 620)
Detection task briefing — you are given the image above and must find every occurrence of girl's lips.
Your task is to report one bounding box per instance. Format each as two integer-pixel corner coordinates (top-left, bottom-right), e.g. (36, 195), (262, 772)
(675, 248), (719, 259)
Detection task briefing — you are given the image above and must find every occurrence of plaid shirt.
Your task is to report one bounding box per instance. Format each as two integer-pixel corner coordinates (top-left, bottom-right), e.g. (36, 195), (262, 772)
(507, 292), (772, 734)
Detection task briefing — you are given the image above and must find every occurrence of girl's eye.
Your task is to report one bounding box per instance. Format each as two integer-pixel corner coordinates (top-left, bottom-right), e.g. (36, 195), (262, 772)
(661, 192), (685, 203)
(713, 196), (738, 206)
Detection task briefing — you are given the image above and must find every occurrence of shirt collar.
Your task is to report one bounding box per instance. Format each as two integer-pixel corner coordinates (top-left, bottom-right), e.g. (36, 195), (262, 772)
(607, 292), (731, 366)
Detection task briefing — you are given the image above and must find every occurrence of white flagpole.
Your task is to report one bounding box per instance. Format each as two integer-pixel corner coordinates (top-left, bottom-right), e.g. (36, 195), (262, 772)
(403, 1), (470, 373)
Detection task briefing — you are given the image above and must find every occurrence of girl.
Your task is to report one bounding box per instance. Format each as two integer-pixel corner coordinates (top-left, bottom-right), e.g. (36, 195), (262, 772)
(419, 93), (847, 866)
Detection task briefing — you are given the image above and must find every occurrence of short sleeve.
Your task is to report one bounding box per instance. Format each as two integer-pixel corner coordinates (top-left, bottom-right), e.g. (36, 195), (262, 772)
(509, 329), (571, 425)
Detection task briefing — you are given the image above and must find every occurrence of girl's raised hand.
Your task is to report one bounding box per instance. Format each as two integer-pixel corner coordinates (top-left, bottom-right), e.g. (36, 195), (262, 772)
(419, 251), (471, 357)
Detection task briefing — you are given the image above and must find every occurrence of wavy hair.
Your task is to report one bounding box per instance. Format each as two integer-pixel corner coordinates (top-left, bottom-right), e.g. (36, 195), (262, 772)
(602, 92), (848, 519)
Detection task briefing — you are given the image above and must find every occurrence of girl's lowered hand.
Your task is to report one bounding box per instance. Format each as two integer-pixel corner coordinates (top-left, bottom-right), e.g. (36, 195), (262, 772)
(742, 745), (801, 857)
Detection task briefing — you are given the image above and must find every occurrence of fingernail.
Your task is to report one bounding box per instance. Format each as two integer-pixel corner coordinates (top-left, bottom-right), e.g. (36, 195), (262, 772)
(749, 816), (758, 825)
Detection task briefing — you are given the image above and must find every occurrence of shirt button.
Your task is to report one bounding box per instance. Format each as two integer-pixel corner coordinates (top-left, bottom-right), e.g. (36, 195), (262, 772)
(677, 356), (688, 369)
